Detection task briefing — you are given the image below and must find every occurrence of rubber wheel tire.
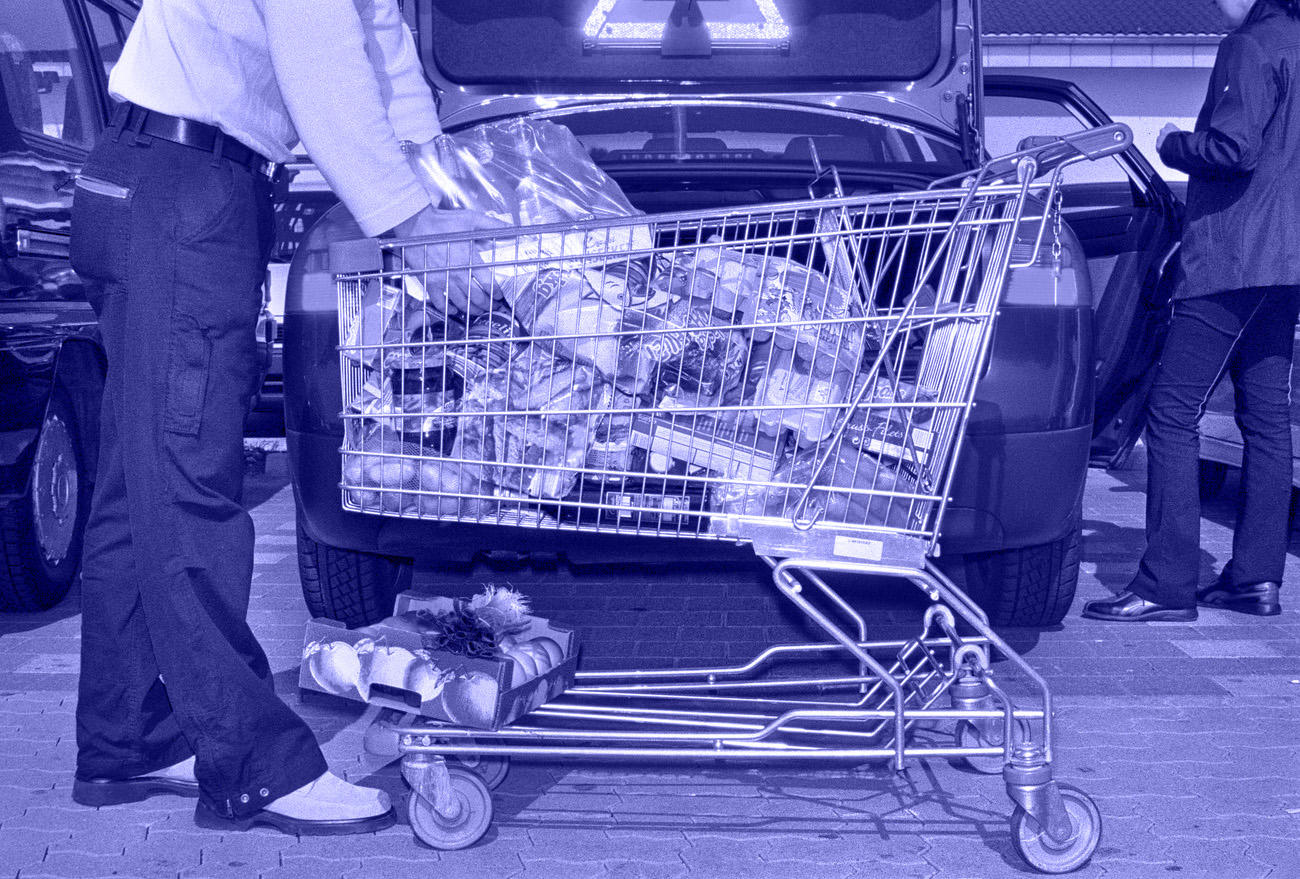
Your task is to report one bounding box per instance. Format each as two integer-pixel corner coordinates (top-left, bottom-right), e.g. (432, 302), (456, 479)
(0, 392), (89, 612)
(453, 752), (510, 790)
(296, 515), (411, 627)
(955, 719), (1017, 776)
(1010, 783), (1102, 874)
(943, 506), (1082, 628)
(407, 766), (494, 850)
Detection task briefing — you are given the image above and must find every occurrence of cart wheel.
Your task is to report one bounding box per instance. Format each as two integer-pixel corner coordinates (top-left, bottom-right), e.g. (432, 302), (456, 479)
(407, 766), (494, 850)
(453, 753), (510, 790)
(955, 720), (1011, 775)
(1010, 784), (1102, 874)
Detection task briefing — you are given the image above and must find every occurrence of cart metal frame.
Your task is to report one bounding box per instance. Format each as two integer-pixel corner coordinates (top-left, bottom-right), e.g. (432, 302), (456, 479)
(329, 124), (1132, 871)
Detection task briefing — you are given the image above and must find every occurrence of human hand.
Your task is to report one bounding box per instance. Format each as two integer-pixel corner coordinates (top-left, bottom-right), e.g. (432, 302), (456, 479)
(388, 207), (508, 315)
(1156, 123), (1181, 151)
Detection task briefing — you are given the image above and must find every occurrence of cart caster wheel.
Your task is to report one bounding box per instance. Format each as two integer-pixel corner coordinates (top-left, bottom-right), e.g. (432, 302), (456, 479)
(453, 753), (510, 790)
(955, 720), (1011, 775)
(407, 766), (494, 850)
(1010, 783), (1101, 874)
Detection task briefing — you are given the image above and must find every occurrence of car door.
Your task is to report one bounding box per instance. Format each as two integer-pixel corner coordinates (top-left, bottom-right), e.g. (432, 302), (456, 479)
(0, 0), (121, 302)
(983, 75), (1182, 468)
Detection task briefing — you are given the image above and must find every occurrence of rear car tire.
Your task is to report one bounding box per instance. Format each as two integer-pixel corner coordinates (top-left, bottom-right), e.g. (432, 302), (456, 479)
(0, 392), (90, 612)
(944, 506), (1082, 628)
(296, 516), (411, 627)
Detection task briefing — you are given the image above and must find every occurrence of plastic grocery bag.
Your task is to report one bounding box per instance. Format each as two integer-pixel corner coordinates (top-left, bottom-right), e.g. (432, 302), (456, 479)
(709, 443), (917, 530)
(489, 346), (612, 499)
(405, 118), (653, 290)
(341, 276), (443, 370)
(341, 425), (493, 518)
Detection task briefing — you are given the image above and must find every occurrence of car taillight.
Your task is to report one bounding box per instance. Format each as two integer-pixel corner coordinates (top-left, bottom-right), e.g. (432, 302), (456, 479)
(999, 218), (1091, 308)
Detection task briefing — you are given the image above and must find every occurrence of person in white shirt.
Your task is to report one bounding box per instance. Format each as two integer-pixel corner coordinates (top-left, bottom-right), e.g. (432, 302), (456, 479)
(68, 0), (486, 835)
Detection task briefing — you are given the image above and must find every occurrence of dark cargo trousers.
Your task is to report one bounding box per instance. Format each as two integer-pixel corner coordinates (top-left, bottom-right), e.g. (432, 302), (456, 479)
(1131, 285), (1300, 609)
(70, 121), (326, 819)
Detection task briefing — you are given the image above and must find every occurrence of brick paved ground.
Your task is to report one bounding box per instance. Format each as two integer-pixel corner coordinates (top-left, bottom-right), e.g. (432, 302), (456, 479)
(2, 450), (1299, 879)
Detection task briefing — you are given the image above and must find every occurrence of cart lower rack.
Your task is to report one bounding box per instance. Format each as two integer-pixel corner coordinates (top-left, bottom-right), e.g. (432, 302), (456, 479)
(330, 126), (1132, 873)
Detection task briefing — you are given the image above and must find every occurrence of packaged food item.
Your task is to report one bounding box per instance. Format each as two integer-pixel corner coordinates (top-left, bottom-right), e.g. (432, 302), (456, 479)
(340, 276), (442, 370)
(842, 377), (938, 468)
(709, 444), (917, 530)
(735, 341), (854, 446)
(628, 412), (784, 482)
(618, 292), (751, 405)
(504, 267), (624, 377)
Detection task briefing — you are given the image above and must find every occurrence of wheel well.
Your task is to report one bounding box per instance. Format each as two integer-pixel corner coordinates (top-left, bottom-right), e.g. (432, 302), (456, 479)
(51, 339), (106, 480)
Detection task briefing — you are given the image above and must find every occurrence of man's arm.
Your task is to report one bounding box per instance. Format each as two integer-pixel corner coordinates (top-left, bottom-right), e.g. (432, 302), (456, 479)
(1158, 33), (1279, 177)
(355, 0), (441, 144)
(264, 0), (432, 236)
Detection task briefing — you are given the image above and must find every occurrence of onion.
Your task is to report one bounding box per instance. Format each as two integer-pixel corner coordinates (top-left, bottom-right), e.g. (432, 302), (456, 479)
(502, 646), (539, 682)
(529, 637), (564, 668)
(440, 671), (498, 728)
(307, 642), (363, 698)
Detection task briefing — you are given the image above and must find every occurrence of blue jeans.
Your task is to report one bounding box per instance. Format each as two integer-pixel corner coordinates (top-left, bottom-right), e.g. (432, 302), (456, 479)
(70, 122), (326, 818)
(1132, 286), (1300, 608)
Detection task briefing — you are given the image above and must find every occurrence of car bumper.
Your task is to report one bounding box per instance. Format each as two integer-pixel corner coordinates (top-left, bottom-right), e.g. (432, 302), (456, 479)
(289, 420), (1090, 564)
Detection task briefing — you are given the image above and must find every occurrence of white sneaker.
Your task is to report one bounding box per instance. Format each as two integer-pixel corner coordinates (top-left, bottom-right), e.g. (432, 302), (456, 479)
(194, 771), (394, 836)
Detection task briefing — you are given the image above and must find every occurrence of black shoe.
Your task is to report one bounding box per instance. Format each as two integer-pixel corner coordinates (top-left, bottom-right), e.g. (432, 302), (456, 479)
(1081, 591), (1197, 622)
(73, 773), (200, 807)
(1197, 579), (1281, 616)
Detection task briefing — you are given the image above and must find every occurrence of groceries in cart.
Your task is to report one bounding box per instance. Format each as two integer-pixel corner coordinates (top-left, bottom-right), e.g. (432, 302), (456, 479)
(340, 116), (937, 533)
(300, 587), (578, 730)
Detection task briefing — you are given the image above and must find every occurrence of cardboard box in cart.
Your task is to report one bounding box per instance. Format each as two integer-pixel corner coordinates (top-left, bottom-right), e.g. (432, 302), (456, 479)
(299, 592), (578, 731)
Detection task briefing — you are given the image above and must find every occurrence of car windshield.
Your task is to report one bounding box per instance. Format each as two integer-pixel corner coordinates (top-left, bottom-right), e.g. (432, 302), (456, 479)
(427, 0), (946, 88)
(541, 104), (964, 176)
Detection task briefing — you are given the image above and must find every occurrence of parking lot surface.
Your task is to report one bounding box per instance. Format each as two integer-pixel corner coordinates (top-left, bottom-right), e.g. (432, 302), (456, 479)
(2, 450), (1299, 879)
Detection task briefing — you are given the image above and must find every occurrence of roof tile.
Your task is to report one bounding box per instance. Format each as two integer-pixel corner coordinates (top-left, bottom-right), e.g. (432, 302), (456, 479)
(982, 0), (1228, 37)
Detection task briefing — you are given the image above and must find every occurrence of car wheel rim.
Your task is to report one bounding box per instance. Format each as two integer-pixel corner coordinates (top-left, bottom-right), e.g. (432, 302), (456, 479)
(32, 410), (78, 565)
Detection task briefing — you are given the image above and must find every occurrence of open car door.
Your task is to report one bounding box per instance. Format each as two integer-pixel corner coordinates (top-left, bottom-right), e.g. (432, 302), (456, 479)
(984, 75), (1182, 468)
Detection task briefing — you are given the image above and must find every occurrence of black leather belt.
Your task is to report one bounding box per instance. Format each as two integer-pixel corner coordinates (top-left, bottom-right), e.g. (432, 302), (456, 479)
(112, 102), (273, 174)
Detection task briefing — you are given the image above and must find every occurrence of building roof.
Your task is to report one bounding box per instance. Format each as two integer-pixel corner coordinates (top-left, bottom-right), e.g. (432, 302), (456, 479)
(982, 0), (1228, 39)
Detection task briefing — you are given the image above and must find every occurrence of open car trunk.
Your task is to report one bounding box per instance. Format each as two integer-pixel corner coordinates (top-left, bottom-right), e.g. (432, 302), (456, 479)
(413, 0), (980, 144)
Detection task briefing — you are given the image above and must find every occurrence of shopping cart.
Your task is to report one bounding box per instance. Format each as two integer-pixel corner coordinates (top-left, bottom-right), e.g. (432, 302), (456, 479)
(329, 123), (1132, 873)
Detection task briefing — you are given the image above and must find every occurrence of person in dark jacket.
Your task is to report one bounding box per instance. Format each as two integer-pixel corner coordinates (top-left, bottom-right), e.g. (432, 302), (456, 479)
(1084, 0), (1300, 622)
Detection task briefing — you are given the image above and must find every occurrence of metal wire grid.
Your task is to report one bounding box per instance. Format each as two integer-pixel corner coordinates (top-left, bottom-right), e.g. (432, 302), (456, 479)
(335, 180), (1038, 552)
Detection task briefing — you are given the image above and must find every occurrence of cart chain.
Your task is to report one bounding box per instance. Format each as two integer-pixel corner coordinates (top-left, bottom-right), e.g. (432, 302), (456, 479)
(1050, 185), (1064, 285)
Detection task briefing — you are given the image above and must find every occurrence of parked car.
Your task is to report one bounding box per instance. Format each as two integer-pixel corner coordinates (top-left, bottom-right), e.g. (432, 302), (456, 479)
(0, 0), (273, 611)
(282, 0), (1181, 628)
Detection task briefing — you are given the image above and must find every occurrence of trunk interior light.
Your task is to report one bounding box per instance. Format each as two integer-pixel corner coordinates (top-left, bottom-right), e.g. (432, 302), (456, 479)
(584, 0), (791, 51)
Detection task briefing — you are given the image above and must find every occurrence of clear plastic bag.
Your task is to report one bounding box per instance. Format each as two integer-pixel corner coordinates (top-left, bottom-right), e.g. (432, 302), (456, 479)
(490, 347), (612, 499)
(405, 118), (653, 290)
(709, 444), (916, 530)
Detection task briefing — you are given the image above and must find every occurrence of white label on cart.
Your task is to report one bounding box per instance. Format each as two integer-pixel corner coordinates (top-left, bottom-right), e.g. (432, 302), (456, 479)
(833, 536), (884, 561)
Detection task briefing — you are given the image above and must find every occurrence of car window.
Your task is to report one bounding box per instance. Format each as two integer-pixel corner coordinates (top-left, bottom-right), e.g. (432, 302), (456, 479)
(543, 104), (964, 176)
(0, 0), (99, 148)
(983, 94), (1135, 205)
(84, 2), (126, 80)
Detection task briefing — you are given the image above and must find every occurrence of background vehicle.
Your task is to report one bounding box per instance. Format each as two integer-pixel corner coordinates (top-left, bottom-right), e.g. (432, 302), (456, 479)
(0, 0), (274, 611)
(284, 0), (1180, 628)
